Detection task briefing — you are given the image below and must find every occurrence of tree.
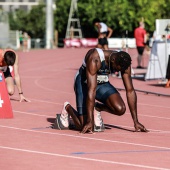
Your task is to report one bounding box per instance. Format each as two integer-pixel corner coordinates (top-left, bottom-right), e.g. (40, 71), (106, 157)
(9, 4), (45, 38)
(53, 0), (70, 38)
(8, 0), (170, 39)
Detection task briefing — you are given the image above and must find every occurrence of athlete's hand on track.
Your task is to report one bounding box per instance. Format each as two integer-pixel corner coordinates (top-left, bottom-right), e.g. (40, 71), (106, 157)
(81, 122), (94, 134)
(19, 94), (31, 102)
(134, 121), (149, 132)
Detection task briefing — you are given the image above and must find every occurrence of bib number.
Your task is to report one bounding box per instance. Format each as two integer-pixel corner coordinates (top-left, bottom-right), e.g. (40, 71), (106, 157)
(97, 75), (109, 84)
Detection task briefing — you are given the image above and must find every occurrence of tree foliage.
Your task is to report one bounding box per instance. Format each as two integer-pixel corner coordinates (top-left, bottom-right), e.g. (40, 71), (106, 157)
(9, 4), (45, 38)
(54, 0), (70, 36)
(8, 0), (170, 39)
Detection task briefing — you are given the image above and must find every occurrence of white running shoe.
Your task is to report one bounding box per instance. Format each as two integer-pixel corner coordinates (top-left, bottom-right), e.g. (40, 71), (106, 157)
(53, 102), (70, 130)
(94, 108), (105, 132)
(61, 102), (70, 116)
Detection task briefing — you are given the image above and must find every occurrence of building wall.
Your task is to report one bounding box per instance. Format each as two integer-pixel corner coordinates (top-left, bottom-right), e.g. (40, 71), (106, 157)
(0, 0), (41, 12)
(0, 0), (43, 48)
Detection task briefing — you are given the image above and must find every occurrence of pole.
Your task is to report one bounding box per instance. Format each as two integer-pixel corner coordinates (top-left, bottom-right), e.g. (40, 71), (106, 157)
(46, 0), (54, 49)
(125, 30), (128, 53)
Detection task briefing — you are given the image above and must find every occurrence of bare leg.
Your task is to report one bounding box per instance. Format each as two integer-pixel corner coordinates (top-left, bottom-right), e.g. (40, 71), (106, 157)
(65, 104), (86, 130)
(137, 54), (142, 67)
(5, 77), (15, 96)
(97, 44), (103, 49)
(103, 44), (109, 50)
(95, 93), (126, 116)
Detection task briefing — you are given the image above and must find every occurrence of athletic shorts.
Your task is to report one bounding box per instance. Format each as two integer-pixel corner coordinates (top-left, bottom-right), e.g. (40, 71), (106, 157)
(137, 46), (145, 55)
(3, 67), (12, 78)
(98, 37), (108, 46)
(74, 74), (119, 115)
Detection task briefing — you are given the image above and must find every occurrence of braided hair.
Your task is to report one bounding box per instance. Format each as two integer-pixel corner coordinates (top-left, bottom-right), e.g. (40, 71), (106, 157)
(115, 51), (132, 71)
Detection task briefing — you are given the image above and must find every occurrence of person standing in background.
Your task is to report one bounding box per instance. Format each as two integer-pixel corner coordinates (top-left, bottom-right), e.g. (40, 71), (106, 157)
(19, 31), (23, 50)
(23, 32), (31, 52)
(93, 18), (113, 50)
(134, 22), (147, 68)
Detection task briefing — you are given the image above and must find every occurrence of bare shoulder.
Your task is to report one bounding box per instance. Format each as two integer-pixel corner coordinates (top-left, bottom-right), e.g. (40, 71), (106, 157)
(85, 48), (100, 63)
(121, 66), (131, 78)
(85, 49), (101, 73)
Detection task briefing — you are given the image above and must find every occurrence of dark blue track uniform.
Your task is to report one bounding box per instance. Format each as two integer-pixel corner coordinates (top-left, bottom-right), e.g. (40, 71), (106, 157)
(74, 48), (119, 115)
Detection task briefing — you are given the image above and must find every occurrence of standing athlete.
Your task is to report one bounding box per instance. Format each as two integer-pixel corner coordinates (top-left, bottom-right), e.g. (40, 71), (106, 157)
(0, 49), (30, 102)
(54, 48), (148, 134)
(134, 22), (147, 68)
(93, 18), (113, 50)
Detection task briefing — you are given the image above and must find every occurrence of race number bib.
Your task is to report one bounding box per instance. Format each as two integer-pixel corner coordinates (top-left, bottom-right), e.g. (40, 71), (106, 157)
(97, 75), (109, 84)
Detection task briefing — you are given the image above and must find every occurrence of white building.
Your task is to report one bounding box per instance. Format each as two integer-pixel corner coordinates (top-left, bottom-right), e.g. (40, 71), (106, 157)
(0, 0), (45, 48)
(0, 0), (43, 12)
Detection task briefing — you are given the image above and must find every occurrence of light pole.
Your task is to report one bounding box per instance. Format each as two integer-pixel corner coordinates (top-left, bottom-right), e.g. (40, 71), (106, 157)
(46, 0), (54, 49)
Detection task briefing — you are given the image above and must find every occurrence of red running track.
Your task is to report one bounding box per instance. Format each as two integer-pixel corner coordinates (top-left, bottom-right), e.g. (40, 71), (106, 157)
(0, 48), (170, 170)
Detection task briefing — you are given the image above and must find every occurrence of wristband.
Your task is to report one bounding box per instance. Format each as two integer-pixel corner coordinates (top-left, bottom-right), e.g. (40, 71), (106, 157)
(19, 92), (23, 95)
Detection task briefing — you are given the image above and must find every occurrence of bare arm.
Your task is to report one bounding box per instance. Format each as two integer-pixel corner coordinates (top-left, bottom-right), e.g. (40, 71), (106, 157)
(86, 63), (97, 121)
(13, 54), (22, 93)
(144, 33), (147, 44)
(14, 54), (30, 102)
(121, 66), (148, 132)
(97, 24), (101, 38)
(107, 27), (113, 38)
(81, 51), (100, 133)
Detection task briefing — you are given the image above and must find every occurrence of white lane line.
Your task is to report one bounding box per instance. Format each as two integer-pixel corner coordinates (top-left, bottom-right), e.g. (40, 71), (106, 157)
(0, 145), (169, 170)
(12, 95), (170, 109)
(137, 114), (170, 120)
(13, 110), (170, 133)
(12, 110), (170, 133)
(34, 77), (74, 94)
(0, 125), (170, 150)
(11, 96), (63, 105)
(138, 103), (170, 109)
(13, 109), (170, 121)
(13, 110), (54, 117)
(11, 95), (170, 120)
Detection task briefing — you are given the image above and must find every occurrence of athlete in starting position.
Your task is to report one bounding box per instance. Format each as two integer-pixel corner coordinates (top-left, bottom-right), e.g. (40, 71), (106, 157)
(0, 49), (30, 102)
(54, 48), (148, 134)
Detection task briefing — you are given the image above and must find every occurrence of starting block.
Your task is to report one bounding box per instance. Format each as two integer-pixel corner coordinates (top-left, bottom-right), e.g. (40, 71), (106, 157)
(0, 71), (13, 118)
